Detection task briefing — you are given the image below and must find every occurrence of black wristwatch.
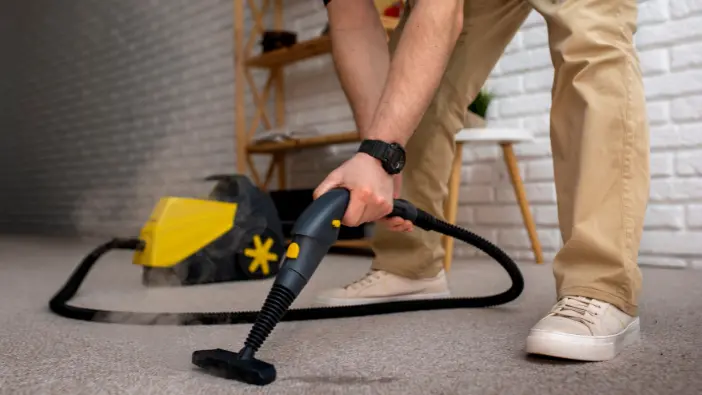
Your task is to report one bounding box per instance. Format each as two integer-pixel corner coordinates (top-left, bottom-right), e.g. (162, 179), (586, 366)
(357, 139), (406, 175)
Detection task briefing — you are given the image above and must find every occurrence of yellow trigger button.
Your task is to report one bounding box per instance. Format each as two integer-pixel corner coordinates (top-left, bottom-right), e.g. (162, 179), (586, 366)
(332, 219), (341, 228)
(286, 242), (300, 259)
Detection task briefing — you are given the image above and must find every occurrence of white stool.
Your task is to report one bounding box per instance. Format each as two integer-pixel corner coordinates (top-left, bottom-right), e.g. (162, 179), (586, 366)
(443, 128), (544, 270)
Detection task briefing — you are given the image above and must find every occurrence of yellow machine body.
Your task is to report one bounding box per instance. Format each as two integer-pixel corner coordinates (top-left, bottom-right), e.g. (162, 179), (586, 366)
(133, 197), (238, 268)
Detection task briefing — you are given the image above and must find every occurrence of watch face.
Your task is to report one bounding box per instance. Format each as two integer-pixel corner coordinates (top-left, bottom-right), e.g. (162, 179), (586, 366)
(386, 143), (405, 174)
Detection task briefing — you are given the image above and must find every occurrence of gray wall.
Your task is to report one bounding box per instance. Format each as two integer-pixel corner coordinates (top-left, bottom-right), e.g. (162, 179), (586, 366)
(0, 2), (20, 231)
(0, 0), (252, 238)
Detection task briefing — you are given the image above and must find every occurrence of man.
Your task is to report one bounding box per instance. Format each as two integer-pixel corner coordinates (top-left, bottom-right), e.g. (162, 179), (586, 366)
(313, 0), (650, 362)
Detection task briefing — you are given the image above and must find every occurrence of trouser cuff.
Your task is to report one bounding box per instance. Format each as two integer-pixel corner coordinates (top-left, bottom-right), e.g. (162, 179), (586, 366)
(370, 259), (443, 280)
(559, 285), (639, 316)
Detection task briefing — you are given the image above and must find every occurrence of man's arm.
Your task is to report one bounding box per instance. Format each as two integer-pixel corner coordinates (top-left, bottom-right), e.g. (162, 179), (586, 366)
(326, 0), (390, 134)
(327, 0), (464, 145)
(366, 0), (463, 146)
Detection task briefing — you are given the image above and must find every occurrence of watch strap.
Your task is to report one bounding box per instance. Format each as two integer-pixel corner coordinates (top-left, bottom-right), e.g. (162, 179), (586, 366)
(359, 139), (389, 159)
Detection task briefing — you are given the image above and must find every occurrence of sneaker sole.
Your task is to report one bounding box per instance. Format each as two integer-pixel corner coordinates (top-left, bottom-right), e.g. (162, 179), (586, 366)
(314, 291), (451, 307)
(525, 317), (640, 361)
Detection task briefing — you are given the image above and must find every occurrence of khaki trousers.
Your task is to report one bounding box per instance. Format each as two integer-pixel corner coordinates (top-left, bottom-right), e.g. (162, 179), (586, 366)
(370, 0), (650, 316)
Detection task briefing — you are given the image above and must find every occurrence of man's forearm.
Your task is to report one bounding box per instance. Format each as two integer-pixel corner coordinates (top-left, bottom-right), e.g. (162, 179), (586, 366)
(366, 0), (464, 146)
(327, 1), (390, 134)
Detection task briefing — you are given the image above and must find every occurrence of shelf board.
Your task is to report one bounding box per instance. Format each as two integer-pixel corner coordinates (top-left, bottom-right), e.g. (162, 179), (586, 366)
(246, 35), (331, 69)
(245, 16), (399, 69)
(247, 131), (361, 154)
(334, 239), (371, 249)
(285, 238), (371, 250)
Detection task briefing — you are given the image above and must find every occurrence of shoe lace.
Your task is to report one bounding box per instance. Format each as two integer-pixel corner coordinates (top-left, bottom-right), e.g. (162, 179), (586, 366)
(344, 270), (384, 290)
(551, 296), (602, 326)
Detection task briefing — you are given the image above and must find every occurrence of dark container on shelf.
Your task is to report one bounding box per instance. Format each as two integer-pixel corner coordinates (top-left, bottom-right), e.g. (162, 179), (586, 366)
(260, 30), (297, 53)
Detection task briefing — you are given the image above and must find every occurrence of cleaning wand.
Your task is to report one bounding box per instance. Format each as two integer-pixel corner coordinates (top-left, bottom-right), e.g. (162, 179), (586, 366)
(191, 187), (524, 386)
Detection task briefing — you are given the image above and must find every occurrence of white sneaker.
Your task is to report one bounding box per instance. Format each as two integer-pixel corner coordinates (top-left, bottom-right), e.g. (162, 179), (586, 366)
(526, 296), (640, 361)
(314, 269), (450, 306)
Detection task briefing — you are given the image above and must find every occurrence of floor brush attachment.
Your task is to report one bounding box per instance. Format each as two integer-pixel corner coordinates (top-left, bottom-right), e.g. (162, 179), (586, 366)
(191, 284), (294, 385)
(192, 188), (352, 385)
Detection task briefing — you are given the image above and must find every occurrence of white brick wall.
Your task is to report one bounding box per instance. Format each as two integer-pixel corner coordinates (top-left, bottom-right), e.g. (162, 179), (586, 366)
(1, 0), (700, 268)
(281, 0), (702, 268)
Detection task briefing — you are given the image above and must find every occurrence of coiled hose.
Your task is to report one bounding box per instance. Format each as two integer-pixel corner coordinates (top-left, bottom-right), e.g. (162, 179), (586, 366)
(48, 194), (523, 326)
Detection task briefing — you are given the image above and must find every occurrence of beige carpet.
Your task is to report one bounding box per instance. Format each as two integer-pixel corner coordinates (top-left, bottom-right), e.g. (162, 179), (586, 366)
(1, 235), (701, 395)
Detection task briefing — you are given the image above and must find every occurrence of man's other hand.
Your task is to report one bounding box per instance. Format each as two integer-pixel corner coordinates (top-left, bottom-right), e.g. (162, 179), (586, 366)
(376, 173), (413, 232)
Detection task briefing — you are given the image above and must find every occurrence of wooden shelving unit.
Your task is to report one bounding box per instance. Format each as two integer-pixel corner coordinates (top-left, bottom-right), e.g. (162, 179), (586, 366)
(234, 1), (400, 250)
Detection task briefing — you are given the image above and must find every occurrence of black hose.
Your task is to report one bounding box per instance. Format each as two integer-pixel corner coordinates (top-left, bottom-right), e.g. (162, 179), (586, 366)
(48, 209), (523, 326)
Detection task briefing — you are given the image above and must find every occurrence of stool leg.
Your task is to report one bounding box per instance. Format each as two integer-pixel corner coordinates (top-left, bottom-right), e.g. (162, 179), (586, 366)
(501, 143), (544, 264)
(443, 142), (463, 272)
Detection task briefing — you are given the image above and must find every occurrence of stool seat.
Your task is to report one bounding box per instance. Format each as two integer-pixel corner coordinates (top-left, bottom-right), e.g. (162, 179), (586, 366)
(456, 128), (534, 143)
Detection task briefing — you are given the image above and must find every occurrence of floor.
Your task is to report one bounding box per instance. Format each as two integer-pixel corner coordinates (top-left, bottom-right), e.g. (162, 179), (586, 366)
(1, 235), (701, 395)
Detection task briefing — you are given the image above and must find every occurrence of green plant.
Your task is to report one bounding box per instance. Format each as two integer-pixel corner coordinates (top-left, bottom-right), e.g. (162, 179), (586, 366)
(468, 89), (494, 119)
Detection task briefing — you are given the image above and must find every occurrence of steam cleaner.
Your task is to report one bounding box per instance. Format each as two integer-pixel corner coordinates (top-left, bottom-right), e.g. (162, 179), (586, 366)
(48, 178), (524, 387)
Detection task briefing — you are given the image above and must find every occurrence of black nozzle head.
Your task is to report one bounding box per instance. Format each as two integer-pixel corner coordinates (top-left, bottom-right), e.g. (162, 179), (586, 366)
(192, 348), (276, 386)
